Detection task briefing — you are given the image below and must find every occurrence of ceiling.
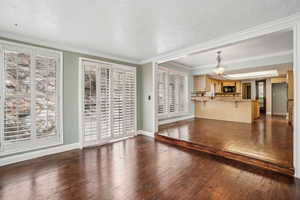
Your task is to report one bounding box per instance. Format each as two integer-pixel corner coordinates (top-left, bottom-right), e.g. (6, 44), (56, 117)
(0, 0), (299, 63)
(174, 30), (293, 68)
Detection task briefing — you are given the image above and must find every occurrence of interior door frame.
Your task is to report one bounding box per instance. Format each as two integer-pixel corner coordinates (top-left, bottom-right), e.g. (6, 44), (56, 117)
(256, 80), (266, 114)
(78, 57), (137, 148)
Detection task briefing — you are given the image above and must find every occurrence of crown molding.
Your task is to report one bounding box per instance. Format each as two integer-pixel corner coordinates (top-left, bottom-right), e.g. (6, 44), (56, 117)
(163, 61), (193, 70)
(140, 12), (300, 64)
(192, 50), (293, 70)
(0, 31), (140, 65)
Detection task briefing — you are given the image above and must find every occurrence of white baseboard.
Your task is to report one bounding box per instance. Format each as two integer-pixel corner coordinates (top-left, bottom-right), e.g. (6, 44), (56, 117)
(0, 143), (80, 167)
(267, 112), (288, 116)
(158, 115), (195, 125)
(137, 130), (155, 138)
(272, 112), (288, 116)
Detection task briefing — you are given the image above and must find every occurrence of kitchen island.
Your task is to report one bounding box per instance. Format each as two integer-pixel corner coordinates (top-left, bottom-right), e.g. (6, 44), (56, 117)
(194, 98), (259, 123)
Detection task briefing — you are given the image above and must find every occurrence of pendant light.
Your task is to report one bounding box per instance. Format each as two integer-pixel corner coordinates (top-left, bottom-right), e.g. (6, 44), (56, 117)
(213, 51), (225, 75)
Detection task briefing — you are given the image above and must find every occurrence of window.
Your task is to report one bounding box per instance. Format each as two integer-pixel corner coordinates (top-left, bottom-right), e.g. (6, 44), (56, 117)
(81, 59), (136, 147)
(0, 42), (62, 155)
(157, 66), (188, 118)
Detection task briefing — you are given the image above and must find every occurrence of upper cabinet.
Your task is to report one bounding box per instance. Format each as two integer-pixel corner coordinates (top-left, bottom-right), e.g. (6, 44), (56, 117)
(194, 75), (210, 91)
(193, 75), (241, 94)
(209, 79), (222, 93)
(222, 81), (236, 86)
(236, 81), (241, 93)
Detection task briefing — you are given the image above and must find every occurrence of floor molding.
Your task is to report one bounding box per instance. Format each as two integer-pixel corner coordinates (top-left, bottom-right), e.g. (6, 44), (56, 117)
(272, 112), (288, 116)
(137, 130), (155, 138)
(159, 115), (195, 125)
(0, 143), (80, 167)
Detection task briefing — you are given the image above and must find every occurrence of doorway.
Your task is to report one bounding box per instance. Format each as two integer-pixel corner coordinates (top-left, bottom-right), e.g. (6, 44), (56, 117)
(272, 83), (288, 116)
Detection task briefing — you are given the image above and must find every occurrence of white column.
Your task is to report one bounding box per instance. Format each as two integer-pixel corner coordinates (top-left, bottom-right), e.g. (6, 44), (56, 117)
(152, 61), (158, 133)
(293, 22), (300, 178)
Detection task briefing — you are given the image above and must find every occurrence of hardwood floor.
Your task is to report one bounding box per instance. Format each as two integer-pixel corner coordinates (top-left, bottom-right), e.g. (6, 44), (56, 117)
(0, 136), (300, 200)
(157, 115), (293, 174)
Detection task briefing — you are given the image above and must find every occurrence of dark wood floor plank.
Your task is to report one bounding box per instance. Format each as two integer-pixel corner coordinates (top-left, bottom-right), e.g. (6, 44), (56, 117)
(0, 136), (299, 200)
(158, 115), (293, 167)
(157, 115), (294, 175)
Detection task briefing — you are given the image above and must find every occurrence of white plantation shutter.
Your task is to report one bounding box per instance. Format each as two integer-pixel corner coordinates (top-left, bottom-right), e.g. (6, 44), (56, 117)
(3, 51), (32, 142)
(158, 70), (167, 114)
(123, 71), (136, 136)
(112, 70), (125, 137)
(83, 62), (98, 142)
(98, 66), (111, 140)
(35, 56), (57, 138)
(81, 59), (136, 146)
(168, 73), (176, 113)
(178, 75), (186, 112)
(0, 43), (62, 155)
(157, 66), (188, 118)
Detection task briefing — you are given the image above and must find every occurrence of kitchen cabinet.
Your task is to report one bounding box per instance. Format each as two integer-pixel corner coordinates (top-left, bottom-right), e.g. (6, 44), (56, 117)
(193, 76), (241, 93)
(194, 75), (210, 91)
(222, 81), (236, 86)
(209, 79), (222, 93)
(236, 81), (241, 93)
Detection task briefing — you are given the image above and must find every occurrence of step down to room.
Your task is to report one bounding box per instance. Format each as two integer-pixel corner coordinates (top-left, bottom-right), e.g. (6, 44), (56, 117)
(155, 134), (294, 177)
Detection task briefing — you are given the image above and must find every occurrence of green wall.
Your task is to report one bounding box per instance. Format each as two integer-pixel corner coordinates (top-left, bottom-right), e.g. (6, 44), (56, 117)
(140, 63), (154, 132)
(0, 37), (140, 148)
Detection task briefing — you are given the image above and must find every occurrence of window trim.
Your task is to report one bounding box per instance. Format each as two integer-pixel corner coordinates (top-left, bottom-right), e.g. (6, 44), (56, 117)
(158, 66), (189, 119)
(0, 40), (63, 156)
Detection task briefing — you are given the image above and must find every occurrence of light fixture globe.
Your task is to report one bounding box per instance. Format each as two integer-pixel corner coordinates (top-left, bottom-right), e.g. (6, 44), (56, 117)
(214, 51), (225, 75)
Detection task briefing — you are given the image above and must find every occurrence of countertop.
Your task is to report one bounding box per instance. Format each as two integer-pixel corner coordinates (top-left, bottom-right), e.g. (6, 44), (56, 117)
(192, 97), (256, 102)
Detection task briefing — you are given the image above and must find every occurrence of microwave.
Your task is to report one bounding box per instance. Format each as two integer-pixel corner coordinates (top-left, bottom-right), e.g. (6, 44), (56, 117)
(223, 86), (236, 93)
